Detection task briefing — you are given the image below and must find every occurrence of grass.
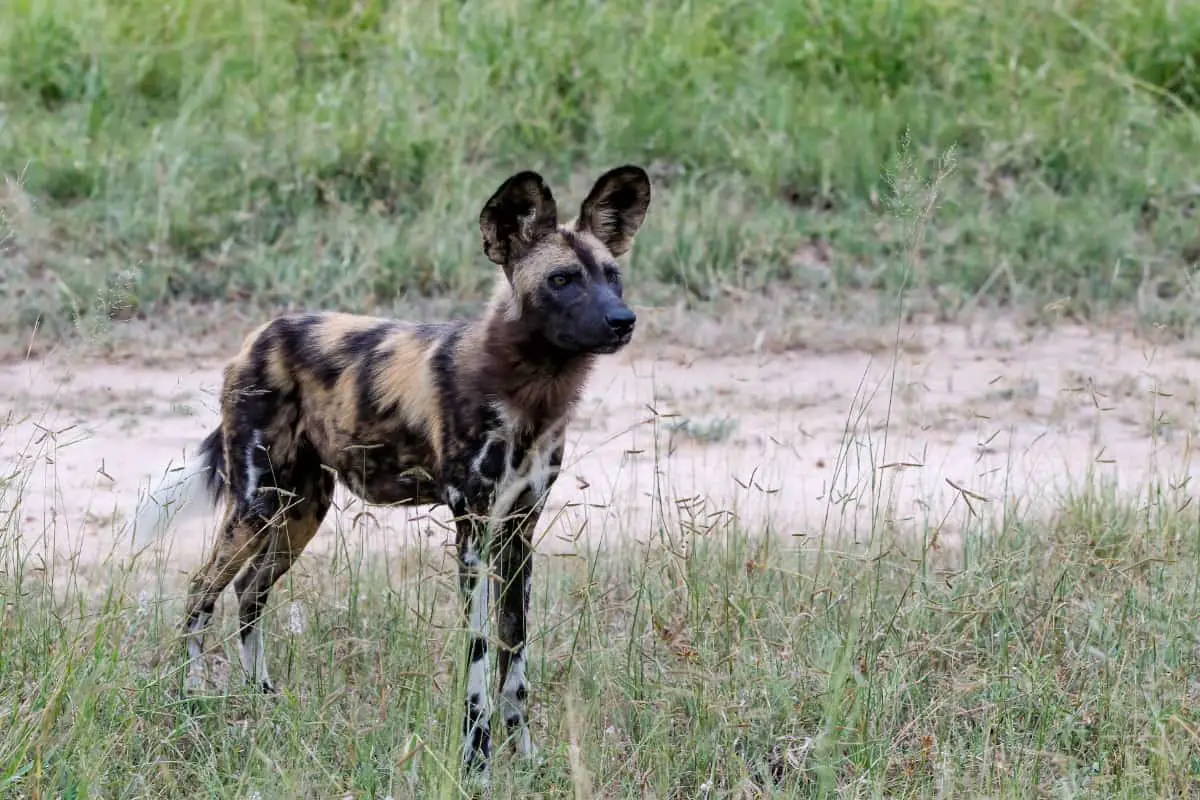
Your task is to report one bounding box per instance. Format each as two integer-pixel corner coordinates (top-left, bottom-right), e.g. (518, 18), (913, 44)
(3, 398), (1200, 799)
(3, 0), (1200, 340)
(4, 1), (1200, 796)
(2, 134), (1198, 790)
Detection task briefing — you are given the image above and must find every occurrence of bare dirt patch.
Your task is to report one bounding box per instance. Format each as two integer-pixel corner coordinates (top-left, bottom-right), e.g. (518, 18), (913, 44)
(3, 307), (1197, 586)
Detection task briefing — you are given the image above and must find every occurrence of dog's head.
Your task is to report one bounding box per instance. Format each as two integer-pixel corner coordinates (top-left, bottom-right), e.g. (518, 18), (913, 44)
(479, 165), (652, 356)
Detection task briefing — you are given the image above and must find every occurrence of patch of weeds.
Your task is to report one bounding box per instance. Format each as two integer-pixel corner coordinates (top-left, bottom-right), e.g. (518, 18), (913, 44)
(667, 415), (739, 447)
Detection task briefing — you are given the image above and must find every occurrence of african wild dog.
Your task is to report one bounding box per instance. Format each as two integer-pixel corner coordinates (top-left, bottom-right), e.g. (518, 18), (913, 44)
(130, 165), (652, 774)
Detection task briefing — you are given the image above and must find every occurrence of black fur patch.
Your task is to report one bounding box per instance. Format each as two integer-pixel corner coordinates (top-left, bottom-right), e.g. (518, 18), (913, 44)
(276, 315), (342, 388)
(509, 441), (527, 472)
(477, 439), (506, 483)
(430, 325), (464, 404)
(348, 322), (422, 424)
(353, 348), (390, 423)
(340, 321), (395, 360)
(337, 441), (438, 506)
(463, 700), (491, 761)
(198, 426), (226, 502)
(281, 436), (333, 519)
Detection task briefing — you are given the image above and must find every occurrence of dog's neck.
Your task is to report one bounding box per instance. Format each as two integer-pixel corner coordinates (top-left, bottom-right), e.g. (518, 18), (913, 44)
(458, 280), (596, 432)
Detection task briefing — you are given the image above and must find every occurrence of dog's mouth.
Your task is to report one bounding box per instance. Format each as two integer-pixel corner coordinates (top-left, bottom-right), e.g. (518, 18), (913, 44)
(590, 330), (634, 355)
(556, 327), (635, 356)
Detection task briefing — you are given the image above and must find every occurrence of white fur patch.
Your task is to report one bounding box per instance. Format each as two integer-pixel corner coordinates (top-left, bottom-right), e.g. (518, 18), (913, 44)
(186, 610), (210, 661)
(128, 457), (214, 547)
(239, 625), (271, 689)
(470, 437), (503, 485)
(466, 551), (490, 665)
(487, 417), (564, 531)
(183, 610), (211, 694)
(500, 649), (536, 757)
(462, 542), (493, 764)
(244, 429), (263, 504)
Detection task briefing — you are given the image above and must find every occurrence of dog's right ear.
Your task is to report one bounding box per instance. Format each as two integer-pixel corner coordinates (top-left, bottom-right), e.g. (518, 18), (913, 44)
(479, 171), (559, 268)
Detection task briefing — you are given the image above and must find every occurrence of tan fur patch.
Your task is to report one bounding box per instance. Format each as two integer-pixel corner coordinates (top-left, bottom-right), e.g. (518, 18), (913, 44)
(374, 331), (445, 467)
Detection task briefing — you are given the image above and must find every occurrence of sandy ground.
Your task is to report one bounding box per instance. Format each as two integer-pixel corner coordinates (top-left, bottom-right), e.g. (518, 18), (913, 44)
(2, 309), (1198, 587)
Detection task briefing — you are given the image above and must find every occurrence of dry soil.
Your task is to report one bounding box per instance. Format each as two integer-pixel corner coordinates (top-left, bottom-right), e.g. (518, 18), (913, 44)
(2, 307), (1197, 587)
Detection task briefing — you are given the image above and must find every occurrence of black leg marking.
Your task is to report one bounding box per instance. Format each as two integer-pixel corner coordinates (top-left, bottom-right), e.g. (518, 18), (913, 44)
(497, 502), (541, 758)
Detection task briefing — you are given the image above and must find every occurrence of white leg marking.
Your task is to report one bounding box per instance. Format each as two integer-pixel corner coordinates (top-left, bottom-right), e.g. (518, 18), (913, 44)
(186, 610), (210, 661)
(500, 648), (537, 757)
(184, 610), (211, 693)
(462, 546), (493, 768)
(239, 624), (272, 690)
(467, 571), (491, 699)
(244, 429), (263, 504)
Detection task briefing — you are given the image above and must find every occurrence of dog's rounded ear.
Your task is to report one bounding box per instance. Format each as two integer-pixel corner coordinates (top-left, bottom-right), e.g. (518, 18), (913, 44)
(576, 165), (652, 258)
(479, 171), (559, 266)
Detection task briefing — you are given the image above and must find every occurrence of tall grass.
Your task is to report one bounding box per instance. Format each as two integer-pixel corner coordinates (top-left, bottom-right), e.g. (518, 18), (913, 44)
(3, 3), (1200, 796)
(2, 0), (1200, 336)
(3, 131), (1199, 798)
(3, 383), (1200, 798)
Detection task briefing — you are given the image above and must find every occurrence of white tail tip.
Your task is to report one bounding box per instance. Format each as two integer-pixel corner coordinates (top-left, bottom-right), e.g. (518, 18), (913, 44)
(127, 458), (215, 548)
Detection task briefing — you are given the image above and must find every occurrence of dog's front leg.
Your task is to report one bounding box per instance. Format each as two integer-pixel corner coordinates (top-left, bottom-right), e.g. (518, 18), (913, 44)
(496, 502), (539, 759)
(452, 502), (493, 778)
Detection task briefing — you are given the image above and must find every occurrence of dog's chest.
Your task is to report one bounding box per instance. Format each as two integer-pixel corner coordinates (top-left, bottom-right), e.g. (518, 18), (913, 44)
(455, 407), (562, 510)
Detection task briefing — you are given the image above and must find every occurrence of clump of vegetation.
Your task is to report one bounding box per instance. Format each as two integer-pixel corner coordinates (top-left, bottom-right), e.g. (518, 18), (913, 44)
(3, 408), (1200, 797)
(2, 0), (1200, 335)
(4, 3), (1200, 796)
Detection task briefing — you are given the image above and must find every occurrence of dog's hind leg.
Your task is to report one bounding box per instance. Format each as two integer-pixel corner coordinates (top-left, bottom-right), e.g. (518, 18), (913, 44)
(232, 446), (333, 693)
(180, 509), (267, 693)
(232, 494), (331, 692)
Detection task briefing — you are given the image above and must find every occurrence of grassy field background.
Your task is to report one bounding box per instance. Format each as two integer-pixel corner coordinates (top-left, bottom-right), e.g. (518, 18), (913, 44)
(4, 423), (1200, 798)
(7, 472), (1200, 796)
(4, 0), (1200, 798)
(2, 0), (1200, 338)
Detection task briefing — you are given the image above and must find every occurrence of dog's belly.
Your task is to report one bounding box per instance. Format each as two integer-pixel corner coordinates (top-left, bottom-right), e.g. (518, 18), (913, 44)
(342, 472), (443, 507)
(329, 443), (442, 507)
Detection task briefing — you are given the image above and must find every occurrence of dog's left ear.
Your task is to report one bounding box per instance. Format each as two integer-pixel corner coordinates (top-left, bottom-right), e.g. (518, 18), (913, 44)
(575, 165), (652, 258)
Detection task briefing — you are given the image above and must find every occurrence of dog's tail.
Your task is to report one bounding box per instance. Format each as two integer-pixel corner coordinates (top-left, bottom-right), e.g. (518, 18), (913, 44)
(128, 427), (226, 548)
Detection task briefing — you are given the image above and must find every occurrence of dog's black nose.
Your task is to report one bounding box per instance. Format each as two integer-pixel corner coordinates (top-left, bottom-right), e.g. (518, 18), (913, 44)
(606, 307), (636, 336)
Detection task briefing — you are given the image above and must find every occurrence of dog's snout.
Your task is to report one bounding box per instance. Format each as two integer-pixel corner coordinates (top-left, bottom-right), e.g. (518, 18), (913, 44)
(605, 306), (636, 335)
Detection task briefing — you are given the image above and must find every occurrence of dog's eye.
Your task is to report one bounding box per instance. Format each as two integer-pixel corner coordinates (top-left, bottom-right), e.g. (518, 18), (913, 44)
(549, 273), (571, 288)
(604, 268), (621, 284)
